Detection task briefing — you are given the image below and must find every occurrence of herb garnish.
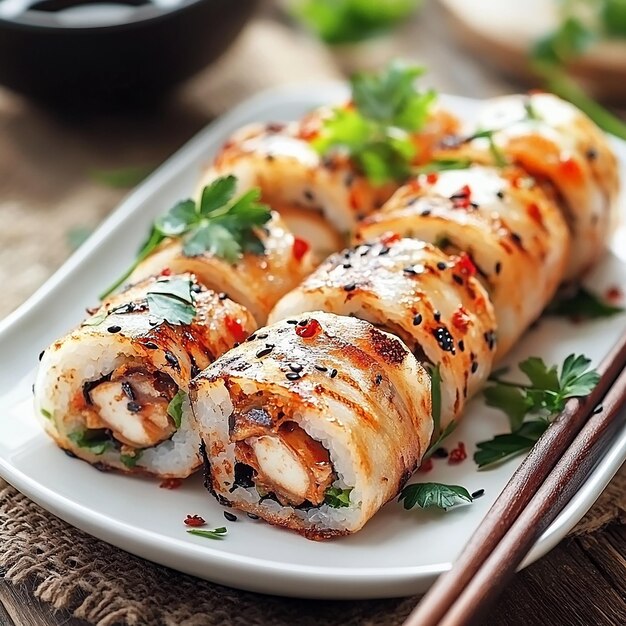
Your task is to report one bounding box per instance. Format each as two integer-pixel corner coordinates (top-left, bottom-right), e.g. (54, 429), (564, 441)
(414, 158), (473, 174)
(82, 310), (109, 327)
(475, 354), (600, 468)
(187, 527), (228, 540)
(99, 176), (271, 299)
(167, 390), (187, 429)
(465, 129), (507, 167)
(146, 277), (196, 326)
(120, 451), (142, 469)
(399, 482), (473, 511)
(324, 486), (353, 508)
(312, 61), (437, 184)
(422, 364), (457, 459)
(68, 430), (112, 456)
(545, 286), (623, 320)
(40, 408), (53, 420)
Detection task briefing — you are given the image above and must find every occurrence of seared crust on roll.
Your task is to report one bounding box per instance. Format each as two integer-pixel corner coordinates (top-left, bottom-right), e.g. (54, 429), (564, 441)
(356, 166), (570, 357)
(34, 274), (257, 478)
(270, 237), (497, 426)
(437, 93), (619, 279)
(127, 212), (313, 325)
(199, 107), (459, 258)
(190, 312), (432, 539)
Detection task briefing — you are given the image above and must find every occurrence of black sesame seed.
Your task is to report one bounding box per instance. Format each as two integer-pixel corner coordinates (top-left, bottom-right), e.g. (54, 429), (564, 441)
(471, 489), (485, 499)
(432, 326), (456, 353)
(511, 232), (523, 245)
(470, 202), (480, 209)
(107, 325), (121, 333)
(404, 266), (418, 276)
(315, 365), (328, 372)
(483, 330), (496, 351)
(148, 318), (159, 326)
(298, 319), (309, 327)
(437, 261), (447, 270)
(470, 352), (476, 361)
(288, 363), (303, 373)
(471, 361), (479, 374)
(304, 189), (315, 201)
(233, 342), (240, 348)
(191, 283), (202, 293)
(286, 372), (301, 381)
(247, 513), (260, 520)
(256, 345), (274, 358)
(121, 382), (135, 400)
(433, 447), (448, 459)
(344, 283), (356, 292)
(219, 293), (228, 300)
(38, 350), (45, 361)
(452, 274), (464, 285)
(496, 190), (505, 200)
(586, 147), (598, 161)
(421, 209), (432, 217)
(378, 246), (390, 256)
(246, 334), (257, 342)
(164, 353), (178, 368)
(144, 342), (158, 350)
(224, 511), (238, 522)
(593, 404), (603, 415)
(374, 373), (383, 385)
(266, 154), (275, 162)
(413, 314), (423, 326)
(458, 340), (465, 352)
(127, 401), (141, 413)
(286, 319), (298, 325)
(257, 333), (269, 339)
(495, 261), (502, 275)
(191, 364), (201, 378)
(434, 311), (441, 322)
(342, 263), (352, 269)
(330, 368), (338, 378)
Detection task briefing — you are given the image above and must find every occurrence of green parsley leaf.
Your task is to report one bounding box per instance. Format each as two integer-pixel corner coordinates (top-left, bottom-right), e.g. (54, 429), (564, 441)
(312, 61), (437, 184)
(484, 384), (531, 432)
(146, 277), (196, 326)
(424, 420), (458, 460)
(399, 482), (473, 511)
(40, 408), (53, 420)
(167, 390), (187, 429)
(187, 527), (228, 540)
(545, 286), (623, 319)
(68, 429), (112, 456)
(120, 451), (142, 469)
(532, 16), (596, 65)
(99, 176), (271, 299)
(82, 309), (109, 327)
(413, 158), (473, 174)
(324, 486), (353, 508)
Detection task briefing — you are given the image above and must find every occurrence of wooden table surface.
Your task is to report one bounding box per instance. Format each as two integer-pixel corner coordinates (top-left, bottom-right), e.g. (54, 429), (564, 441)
(1, 2), (625, 624)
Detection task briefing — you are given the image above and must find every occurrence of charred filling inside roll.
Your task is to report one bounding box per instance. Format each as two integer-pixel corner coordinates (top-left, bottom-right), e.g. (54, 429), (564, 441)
(73, 360), (180, 455)
(226, 384), (338, 508)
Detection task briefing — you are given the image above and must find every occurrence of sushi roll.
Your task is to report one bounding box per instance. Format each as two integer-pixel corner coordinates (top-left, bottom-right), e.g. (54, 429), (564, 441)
(34, 274), (257, 477)
(355, 166), (570, 357)
(270, 237), (496, 426)
(190, 312), (432, 539)
(437, 93), (619, 279)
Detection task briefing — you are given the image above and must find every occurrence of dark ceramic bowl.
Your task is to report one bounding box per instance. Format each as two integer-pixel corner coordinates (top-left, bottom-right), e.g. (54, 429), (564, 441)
(0, 0), (259, 111)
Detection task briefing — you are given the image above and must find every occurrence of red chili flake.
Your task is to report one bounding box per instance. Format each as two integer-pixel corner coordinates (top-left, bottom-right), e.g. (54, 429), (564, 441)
(606, 286), (623, 302)
(526, 202), (544, 226)
(380, 231), (401, 246)
(160, 478), (182, 489)
(456, 253), (477, 277)
(225, 316), (248, 344)
(451, 185), (472, 209)
(426, 172), (439, 185)
(558, 157), (582, 182)
(160, 268), (172, 276)
(295, 318), (322, 339)
(448, 442), (467, 465)
(417, 457), (434, 473)
(452, 307), (471, 332)
(184, 514), (206, 527)
(292, 237), (310, 262)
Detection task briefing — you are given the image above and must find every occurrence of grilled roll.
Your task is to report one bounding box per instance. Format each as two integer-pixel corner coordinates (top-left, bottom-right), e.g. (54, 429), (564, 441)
(270, 237), (497, 426)
(199, 107), (459, 259)
(355, 166), (570, 357)
(438, 93), (619, 279)
(128, 212), (313, 325)
(34, 274), (257, 477)
(190, 311), (432, 539)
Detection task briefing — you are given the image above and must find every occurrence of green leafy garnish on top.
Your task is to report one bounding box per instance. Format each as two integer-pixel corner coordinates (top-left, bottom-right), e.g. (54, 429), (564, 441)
(324, 486), (353, 508)
(146, 277), (196, 326)
(99, 176), (271, 299)
(399, 482), (473, 511)
(312, 61), (437, 184)
(475, 354), (599, 469)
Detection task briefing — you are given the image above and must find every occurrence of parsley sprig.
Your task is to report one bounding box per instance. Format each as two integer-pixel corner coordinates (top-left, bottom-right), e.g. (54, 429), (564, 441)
(399, 482), (473, 511)
(100, 176), (271, 299)
(475, 354), (600, 468)
(545, 286), (624, 320)
(324, 486), (353, 508)
(312, 61), (437, 184)
(146, 277), (196, 326)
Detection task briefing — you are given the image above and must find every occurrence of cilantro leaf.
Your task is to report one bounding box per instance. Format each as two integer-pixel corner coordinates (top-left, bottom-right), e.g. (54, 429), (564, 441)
(99, 176), (271, 299)
(545, 286), (623, 319)
(324, 486), (353, 508)
(187, 527), (228, 540)
(146, 277), (196, 326)
(399, 482), (473, 511)
(167, 390), (187, 429)
(68, 429), (112, 456)
(312, 61), (437, 184)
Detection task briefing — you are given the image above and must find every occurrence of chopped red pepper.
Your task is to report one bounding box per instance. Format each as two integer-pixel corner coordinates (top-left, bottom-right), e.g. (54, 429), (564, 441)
(452, 307), (471, 332)
(448, 442), (467, 465)
(225, 316), (248, 344)
(606, 286), (623, 302)
(451, 185), (472, 209)
(159, 478), (182, 489)
(160, 268), (172, 277)
(417, 457), (434, 473)
(526, 202), (544, 226)
(558, 157), (582, 182)
(184, 514), (206, 527)
(380, 232), (401, 246)
(456, 253), (477, 277)
(426, 172), (439, 185)
(295, 318), (322, 339)
(292, 237), (310, 262)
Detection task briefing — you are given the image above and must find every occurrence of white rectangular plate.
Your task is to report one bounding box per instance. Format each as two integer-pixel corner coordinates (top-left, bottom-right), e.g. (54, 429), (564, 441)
(1, 86), (626, 600)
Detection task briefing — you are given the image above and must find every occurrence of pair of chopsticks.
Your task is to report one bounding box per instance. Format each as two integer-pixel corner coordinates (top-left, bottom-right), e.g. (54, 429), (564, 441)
(404, 332), (626, 626)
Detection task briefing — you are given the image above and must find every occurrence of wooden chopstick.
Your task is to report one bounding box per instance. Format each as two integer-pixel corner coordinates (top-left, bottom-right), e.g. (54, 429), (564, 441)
(404, 331), (626, 626)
